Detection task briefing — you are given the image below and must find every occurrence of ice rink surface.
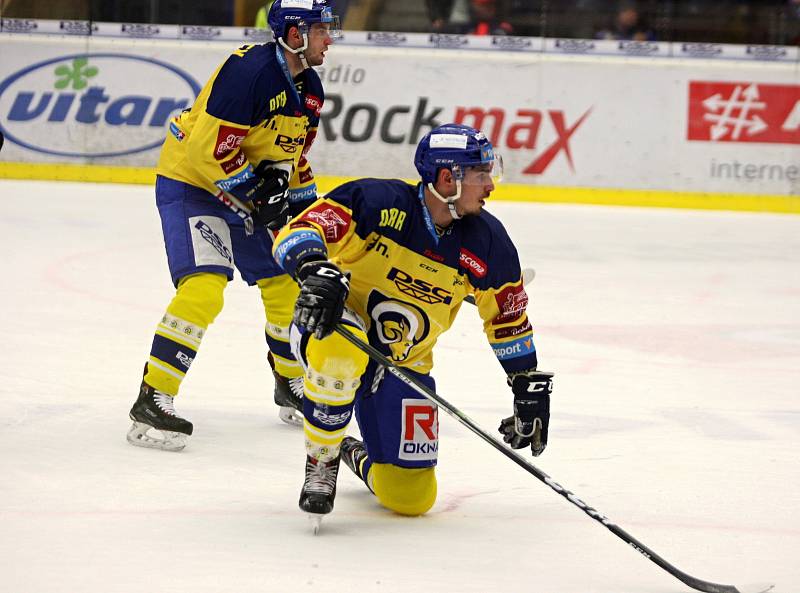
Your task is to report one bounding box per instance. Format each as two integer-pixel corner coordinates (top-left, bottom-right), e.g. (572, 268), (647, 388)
(1, 179), (798, 593)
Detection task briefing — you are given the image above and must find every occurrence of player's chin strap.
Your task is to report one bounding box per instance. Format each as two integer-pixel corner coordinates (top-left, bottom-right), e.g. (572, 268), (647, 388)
(277, 36), (311, 70)
(426, 181), (462, 220)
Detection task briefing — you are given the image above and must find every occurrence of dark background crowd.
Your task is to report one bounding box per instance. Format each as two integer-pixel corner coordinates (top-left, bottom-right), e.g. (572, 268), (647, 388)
(2, 0), (799, 45)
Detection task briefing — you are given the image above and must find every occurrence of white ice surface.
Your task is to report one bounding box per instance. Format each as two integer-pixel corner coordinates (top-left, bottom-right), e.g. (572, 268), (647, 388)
(1, 180), (798, 593)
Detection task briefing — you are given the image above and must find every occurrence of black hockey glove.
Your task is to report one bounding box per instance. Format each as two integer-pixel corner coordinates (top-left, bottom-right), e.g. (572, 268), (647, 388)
(499, 370), (553, 456)
(248, 165), (290, 231)
(294, 259), (350, 340)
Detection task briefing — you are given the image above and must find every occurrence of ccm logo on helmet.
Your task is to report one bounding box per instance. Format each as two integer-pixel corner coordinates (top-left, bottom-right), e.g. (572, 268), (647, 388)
(459, 248), (487, 278)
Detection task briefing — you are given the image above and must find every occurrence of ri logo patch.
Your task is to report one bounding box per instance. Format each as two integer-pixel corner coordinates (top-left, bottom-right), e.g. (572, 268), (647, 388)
(398, 399), (439, 462)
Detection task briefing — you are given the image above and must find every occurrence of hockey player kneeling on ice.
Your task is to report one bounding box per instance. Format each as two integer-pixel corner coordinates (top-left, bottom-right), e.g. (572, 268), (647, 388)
(126, 0), (343, 451)
(272, 123), (553, 524)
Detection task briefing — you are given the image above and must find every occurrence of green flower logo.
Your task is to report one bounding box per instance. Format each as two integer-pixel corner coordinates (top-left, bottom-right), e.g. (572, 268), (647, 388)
(54, 57), (99, 90)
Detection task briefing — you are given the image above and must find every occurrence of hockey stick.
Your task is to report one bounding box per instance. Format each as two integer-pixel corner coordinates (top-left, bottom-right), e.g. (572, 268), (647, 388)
(214, 190), (256, 236)
(333, 324), (772, 593)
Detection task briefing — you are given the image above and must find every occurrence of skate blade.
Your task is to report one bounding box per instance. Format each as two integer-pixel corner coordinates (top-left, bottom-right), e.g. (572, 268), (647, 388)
(126, 421), (188, 452)
(278, 406), (303, 427)
(307, 513), (323, 535)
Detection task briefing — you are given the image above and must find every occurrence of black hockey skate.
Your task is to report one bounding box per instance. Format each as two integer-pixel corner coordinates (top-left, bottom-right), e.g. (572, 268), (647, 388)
(340, 436), (372, 489)
(127, 379), (193, 452)
(268, 352), (304, 426)
(299, 454), (341, 534)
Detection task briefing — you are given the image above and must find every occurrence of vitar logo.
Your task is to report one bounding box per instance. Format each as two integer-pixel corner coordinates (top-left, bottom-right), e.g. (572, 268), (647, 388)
(0, 53), (201, 157)
(687, 81), (800, 145)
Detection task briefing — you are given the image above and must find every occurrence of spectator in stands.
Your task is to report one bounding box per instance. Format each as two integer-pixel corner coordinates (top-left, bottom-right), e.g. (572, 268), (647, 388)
(426, 0), (456, 32)
(787, 0), (800, 44)
(255, 0), (276, 28)
(595, 2), (655, 41)
(467, 0), (513, 35)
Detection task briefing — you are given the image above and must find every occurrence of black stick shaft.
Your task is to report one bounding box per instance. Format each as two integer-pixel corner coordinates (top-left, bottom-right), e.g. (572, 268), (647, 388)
(334, 324), (742, 593)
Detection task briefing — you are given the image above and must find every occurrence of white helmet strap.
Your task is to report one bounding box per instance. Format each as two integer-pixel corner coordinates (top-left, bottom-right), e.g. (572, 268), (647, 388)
(277, 33), (311, 70)
(426, 180), (463, 221)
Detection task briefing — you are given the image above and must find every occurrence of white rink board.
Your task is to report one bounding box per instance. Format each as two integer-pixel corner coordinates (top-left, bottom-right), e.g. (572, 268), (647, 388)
(0, 31), (798, 195)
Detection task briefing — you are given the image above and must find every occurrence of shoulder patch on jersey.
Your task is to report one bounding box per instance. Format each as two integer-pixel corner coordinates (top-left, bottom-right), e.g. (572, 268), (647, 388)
(303, 202), (351, 243)
(492, 284), (528, 325)
(494, 319), (532, 340)
(214, 125), (247, 160)
(221, 150), (247, 174)
(459, 247), (487, 278)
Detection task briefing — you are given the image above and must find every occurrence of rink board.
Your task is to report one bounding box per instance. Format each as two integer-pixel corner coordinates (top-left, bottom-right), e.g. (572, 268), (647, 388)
(0, 22), (798, 212)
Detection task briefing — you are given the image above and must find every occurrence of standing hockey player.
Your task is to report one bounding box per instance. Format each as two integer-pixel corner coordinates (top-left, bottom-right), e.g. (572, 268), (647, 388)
(127, 0), (341, 452)
(271, 123), (553, 526)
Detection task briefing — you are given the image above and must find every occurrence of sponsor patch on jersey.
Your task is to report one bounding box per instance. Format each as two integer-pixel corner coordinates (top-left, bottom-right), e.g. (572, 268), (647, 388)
(220, 150), (247, 175)
(303, 129), (317, 155)
(214, 166), (254, 192)
(492, 284), (528, 325)
(423, 249), (444, 262)
(459, 247), (487, 278)
(168, 121), (185, 141)
(214, 125), (247, 160)
(298, 168), (314, 184)
(494, 320), (532, 340)
(273, 228), (325, 266)
(275, 133), (304, 154)
(387, 268), (453, 305)
(398, 399), (439, 461)
(492, 336), (535, 360)
(303, 203), (351, 242)
(288, 185), (317, 203)
(305, 93), (323, 117)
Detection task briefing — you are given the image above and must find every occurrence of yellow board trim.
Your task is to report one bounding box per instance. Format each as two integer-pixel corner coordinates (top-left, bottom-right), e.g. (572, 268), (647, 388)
(1, 161), (798, 214)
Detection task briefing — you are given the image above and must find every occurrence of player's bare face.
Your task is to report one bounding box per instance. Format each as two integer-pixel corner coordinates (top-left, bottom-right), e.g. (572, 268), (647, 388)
(305, 23), (333, 66)
(456, 166), (495, 217)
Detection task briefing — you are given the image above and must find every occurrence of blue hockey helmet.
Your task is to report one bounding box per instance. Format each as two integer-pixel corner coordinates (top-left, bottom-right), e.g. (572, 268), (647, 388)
(414, 123), (503, 186)
(268, 0), (341, 42)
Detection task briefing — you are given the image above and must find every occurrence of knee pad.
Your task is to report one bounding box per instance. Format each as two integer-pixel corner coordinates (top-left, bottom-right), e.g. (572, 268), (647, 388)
(370, 464), (437, 516)
(301, 328), (369, 460)
(304, 328), (369, 406)
(167, 273), (227, 327)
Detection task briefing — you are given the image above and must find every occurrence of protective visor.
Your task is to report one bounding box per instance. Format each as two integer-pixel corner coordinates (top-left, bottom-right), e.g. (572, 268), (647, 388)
(304, 9), (342, 39)
(453, 153), (504, 186)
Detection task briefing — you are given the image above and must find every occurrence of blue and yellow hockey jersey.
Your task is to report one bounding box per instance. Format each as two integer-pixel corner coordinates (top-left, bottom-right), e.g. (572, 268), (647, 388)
(157, 42), (322, 207)
(273, 178), (538, 375)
